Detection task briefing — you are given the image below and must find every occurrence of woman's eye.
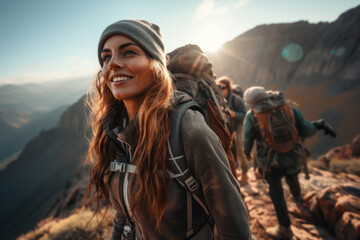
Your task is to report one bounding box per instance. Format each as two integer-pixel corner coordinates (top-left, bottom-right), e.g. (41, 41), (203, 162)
(102, 55), (111, 62)
(123, 50), (136, 56)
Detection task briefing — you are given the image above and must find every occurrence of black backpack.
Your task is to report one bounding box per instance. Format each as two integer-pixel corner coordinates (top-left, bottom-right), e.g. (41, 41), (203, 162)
(167, 44), (238, 178)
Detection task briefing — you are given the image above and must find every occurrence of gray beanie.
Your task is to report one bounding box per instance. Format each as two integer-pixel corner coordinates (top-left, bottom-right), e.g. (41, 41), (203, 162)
(98, 19), (166, 67)
(243, 86), (270, 108)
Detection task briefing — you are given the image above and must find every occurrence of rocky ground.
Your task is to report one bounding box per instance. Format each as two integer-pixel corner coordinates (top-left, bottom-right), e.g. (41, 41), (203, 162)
(18, 164), (360, 240)
(241, 167), (360, 240)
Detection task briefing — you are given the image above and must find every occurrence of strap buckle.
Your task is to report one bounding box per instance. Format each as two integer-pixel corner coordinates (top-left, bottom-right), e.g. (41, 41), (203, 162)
(110, 161), (127, 173)
(184, 176), (199, 192)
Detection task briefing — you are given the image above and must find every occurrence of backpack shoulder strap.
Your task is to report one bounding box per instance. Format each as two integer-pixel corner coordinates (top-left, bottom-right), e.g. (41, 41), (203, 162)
(168, 101), (203, 168)
(167, 101), (211, 238)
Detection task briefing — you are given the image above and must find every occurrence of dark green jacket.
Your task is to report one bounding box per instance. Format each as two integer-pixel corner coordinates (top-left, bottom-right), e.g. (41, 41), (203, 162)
(242, 106), (317, 174)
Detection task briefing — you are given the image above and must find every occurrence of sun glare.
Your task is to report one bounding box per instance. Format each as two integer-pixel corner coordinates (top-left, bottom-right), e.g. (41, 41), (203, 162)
(194, 25), (226, 53)
(201, 38), (224, 52)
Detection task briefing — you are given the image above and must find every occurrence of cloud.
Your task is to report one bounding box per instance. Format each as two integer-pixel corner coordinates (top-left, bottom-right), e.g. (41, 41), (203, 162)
(195, 0), (229, 19)
(235, 0), (251, 8)
(195, 0), (251, 19)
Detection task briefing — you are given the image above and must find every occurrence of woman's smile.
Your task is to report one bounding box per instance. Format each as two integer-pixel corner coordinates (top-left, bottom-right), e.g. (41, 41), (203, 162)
(111, 75), (132, 83)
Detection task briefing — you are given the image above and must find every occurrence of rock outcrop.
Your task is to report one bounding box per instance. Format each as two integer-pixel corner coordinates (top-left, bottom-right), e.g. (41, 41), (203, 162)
(314, 134), (360, 175)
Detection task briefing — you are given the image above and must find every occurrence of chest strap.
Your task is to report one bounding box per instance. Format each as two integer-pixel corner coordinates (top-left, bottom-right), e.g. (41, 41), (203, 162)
(110, 159), (199, 191)
(110, 160), (137, 174)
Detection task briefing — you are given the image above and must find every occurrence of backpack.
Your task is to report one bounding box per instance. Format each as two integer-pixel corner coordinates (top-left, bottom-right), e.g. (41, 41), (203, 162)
(167, 44), (237, 177)
(251, 92), (299, 153)
(232, 85), (244, 98)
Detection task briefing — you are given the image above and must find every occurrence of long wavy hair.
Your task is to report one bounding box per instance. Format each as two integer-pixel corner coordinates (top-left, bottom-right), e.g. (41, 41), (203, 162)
(86, 59), (173, 227)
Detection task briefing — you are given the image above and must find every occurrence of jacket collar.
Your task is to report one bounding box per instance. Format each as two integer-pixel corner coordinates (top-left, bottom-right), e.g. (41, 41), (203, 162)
(116, 116), (138, 150)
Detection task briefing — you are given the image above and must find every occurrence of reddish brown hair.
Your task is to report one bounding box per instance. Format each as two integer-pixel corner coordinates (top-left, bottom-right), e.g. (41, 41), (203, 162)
(86, 60), (173, 227)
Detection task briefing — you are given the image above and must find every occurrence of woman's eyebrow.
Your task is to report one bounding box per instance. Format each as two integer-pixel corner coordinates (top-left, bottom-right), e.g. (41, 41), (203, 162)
(101, 43), (138, 54)
(119, 42), (137, 50)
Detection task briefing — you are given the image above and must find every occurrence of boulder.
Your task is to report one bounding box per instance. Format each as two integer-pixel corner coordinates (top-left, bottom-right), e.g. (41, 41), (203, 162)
(335, 211), (360, 240)
(308, 183), (360, 238)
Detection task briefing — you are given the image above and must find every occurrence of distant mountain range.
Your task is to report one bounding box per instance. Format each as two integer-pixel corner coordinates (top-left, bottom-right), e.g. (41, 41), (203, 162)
(0, 77), (90, 162)
(0, 77), (89, 127)
(208, 4), (360, 157)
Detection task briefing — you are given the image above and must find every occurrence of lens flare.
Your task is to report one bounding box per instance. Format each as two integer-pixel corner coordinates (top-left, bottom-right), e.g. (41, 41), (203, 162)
(281, 43), (303, 62)
(331, 46), (346, 57)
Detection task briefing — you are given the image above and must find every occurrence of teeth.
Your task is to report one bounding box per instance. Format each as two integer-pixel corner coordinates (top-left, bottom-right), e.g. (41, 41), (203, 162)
(112, 76), (130, 82)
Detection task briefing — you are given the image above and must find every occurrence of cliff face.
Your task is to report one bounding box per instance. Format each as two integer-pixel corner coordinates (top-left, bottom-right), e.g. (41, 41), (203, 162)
(0, 96), (90, 240)
(209, 5), (360, 156)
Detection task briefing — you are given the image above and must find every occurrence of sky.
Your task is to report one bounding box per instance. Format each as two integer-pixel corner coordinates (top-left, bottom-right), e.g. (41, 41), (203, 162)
(0, 0), (358, 85)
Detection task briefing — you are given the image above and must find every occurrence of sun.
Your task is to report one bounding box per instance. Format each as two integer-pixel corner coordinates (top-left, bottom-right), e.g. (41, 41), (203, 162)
(201, 38), (224, 52)
(194, 25), (226, 53)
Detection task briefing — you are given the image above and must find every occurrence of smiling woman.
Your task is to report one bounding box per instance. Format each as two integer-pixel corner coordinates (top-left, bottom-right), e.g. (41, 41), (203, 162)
(86, 19), (250, 240)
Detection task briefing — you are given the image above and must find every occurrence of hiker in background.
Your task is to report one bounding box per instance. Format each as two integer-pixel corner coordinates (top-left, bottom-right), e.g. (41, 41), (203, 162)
(242, 86), (336, 240)
(167, 44), (238, 178)
(232, 84), (244, 98)
(217, 76), (248, 183)
(86, 20), (250, 240)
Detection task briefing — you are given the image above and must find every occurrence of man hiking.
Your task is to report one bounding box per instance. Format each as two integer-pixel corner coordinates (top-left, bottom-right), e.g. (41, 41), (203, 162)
(242, 86), (336, 240)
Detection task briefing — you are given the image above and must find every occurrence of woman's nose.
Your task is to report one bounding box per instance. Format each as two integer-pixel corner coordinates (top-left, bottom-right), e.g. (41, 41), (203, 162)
(109, 55), (124, 70)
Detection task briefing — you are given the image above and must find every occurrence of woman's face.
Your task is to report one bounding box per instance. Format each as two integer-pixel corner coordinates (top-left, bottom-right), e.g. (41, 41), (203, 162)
(101, 35), (153, 104)
(219, 83), (229, 98)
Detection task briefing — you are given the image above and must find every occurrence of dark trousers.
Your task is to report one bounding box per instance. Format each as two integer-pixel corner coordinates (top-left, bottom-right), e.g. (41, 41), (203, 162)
(265, 168), (301, 227)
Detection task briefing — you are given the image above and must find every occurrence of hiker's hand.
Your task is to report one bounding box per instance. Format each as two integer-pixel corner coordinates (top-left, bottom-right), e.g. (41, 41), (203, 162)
(229, 110), (236, 118)
(245, 154), (252, 161)
(312, 119), (336, 138)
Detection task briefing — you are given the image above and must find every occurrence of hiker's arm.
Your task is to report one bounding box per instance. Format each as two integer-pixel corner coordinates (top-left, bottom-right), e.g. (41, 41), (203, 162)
(292, 107), (317, 138)
(243, 111), (255, 156)
(182, 110), (251, 240)
(110, 212), (126, 240)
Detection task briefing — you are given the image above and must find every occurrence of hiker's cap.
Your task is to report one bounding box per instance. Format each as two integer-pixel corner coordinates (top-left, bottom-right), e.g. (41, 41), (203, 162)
(244, 86), (270, 108)
(98, 19), (166, 67)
